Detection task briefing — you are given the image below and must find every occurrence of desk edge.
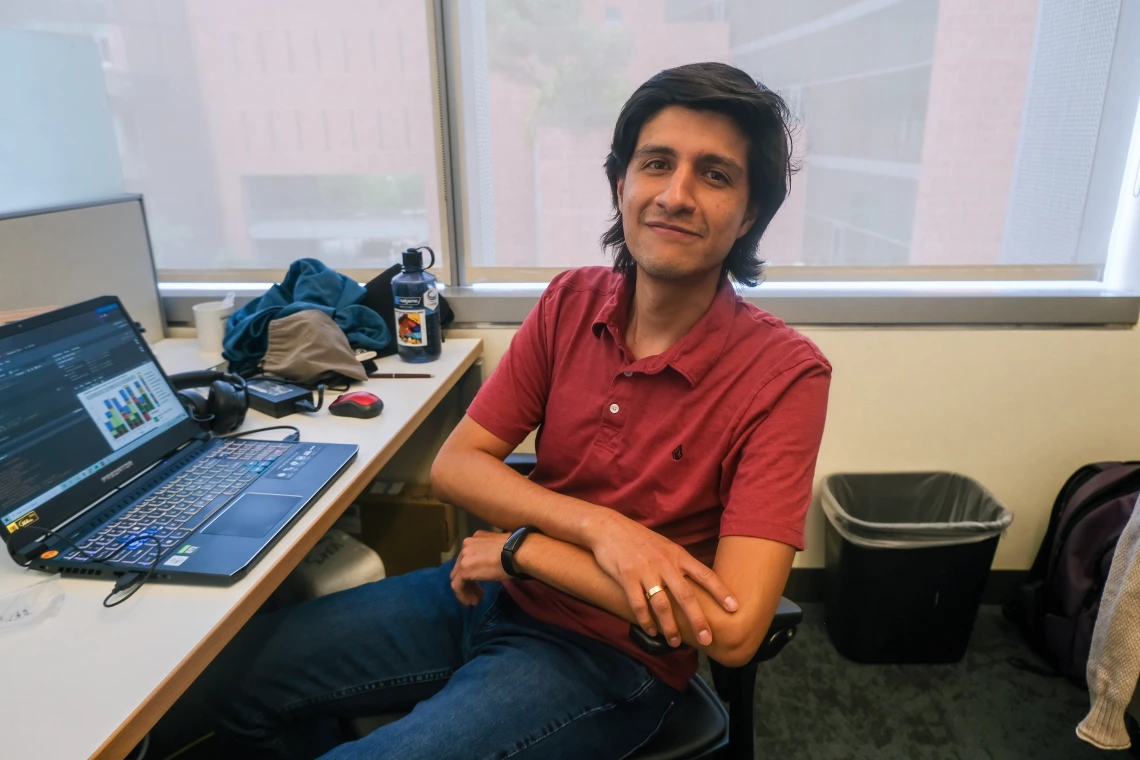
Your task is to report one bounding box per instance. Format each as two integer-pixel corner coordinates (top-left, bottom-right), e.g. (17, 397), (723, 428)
(92, 341), (482, 760)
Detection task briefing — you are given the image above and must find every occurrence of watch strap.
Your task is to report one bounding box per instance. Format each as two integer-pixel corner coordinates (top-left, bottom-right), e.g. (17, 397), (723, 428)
(501, 525), (540, 580)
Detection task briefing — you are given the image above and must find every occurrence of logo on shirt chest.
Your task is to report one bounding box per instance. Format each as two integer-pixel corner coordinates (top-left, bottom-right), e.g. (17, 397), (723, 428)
(672, 445), (683, 461)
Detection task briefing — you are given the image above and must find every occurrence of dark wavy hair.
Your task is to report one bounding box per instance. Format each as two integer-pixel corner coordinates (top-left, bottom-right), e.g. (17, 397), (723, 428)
(602, 62), (796, 287)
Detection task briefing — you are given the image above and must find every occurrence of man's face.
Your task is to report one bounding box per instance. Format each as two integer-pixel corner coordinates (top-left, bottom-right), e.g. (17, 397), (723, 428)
(616, 105), (757, 282)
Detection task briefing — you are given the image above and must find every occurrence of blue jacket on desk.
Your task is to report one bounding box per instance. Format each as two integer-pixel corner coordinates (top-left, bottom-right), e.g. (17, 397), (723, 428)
(223, 258), (391, 373)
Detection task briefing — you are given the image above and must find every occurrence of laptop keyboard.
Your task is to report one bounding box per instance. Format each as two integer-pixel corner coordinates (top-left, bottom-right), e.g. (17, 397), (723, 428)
(64, 440), (294, 567)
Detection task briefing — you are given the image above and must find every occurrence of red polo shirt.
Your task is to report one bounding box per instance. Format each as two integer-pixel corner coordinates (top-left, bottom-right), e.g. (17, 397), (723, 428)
(466, 266), (831, 690)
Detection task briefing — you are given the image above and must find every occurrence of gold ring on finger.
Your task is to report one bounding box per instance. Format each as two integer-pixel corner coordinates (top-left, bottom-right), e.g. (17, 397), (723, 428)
(645, 585), (665, 599)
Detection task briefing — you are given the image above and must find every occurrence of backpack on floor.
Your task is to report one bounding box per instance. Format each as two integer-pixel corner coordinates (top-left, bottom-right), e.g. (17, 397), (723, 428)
(1003, 462), (1140, 683)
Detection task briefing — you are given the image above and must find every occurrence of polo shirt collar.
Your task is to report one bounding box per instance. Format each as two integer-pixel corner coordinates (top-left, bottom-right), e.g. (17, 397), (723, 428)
(591, 270), (738, 388)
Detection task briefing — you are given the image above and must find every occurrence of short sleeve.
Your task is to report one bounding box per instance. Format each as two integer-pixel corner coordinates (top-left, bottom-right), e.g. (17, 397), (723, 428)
(718, 357), (831, 550)
(465, 275), (563, 447)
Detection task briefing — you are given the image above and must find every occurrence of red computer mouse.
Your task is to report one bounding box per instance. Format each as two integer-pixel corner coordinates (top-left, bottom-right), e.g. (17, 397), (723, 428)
(329, 391), (384, 418)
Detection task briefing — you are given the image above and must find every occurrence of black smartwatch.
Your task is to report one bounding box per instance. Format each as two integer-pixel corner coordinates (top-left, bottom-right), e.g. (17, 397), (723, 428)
(501, 525), (541, 580)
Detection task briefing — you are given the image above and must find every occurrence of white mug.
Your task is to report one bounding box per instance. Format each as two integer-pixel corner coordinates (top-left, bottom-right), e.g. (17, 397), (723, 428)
(193, 292), (236, 355)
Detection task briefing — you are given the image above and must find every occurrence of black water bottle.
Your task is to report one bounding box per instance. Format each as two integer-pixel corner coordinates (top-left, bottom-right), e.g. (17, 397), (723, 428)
(391, 246), (442, 363)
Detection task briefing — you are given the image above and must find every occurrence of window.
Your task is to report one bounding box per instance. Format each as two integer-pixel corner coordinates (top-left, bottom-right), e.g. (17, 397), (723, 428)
(449, 0), (1137, 283)
(243, 174), (429, 269)
(0, 1), (445, 281)
(1, 1), (1137, 295)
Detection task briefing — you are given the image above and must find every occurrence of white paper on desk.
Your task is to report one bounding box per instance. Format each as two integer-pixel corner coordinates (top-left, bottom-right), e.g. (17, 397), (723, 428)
(0, 574), (64, 632)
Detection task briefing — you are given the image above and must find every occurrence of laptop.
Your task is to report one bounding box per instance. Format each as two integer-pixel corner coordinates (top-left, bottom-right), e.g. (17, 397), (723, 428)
(0, 296), (358, 584)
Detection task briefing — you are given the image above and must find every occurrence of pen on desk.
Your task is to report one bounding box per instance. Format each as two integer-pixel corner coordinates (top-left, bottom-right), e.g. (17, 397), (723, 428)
(368, 372), (435, 379)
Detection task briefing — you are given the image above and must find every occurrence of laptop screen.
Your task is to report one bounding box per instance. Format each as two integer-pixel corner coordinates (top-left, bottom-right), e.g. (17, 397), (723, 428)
(0, 301), (191, 537)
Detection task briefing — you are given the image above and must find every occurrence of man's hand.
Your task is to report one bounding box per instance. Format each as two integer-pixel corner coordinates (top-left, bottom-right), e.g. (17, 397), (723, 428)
(450, 530), (511, 605)
(587, 512), (738, 648)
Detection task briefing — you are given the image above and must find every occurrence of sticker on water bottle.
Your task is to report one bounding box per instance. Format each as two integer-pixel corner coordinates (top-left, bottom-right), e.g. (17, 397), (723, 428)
(396, 309), (426, 347)
(424, 287), (439, 312)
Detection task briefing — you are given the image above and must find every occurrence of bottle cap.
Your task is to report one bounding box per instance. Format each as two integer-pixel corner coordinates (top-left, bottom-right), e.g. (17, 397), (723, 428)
(401, 246), (435, 273)
(401, 248), (423, 272)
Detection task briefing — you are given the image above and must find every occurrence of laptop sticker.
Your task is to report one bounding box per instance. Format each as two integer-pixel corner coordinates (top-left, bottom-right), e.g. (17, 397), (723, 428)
(7, 511), (39, 534)
(164, 555), (189, 567)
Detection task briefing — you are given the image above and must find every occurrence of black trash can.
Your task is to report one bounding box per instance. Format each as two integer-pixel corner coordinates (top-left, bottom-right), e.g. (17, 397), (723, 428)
(821, 472), (1013, 664)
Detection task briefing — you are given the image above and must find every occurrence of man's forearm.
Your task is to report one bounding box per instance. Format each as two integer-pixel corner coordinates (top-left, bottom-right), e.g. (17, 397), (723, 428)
(432, 420), (755, 664)
(513, 533), (741, 662)
(432, 447), (611, 547)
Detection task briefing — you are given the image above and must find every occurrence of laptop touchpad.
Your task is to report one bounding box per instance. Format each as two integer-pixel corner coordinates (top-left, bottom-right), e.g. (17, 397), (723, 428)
(202, 493), (303, 538)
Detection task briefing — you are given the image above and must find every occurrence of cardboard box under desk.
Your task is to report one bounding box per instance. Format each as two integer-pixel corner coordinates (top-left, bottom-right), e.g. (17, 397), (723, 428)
(356, 482), (457, 577)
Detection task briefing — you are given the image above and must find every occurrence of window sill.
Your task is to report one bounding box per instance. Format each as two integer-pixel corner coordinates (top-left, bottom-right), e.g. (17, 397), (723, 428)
(441, 281), (1140, 327)
(159, 282), (1140, 328)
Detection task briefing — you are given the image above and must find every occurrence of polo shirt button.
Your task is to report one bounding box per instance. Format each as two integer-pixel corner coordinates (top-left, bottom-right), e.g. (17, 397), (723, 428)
(623, 371), (633, 377)
(609, 403), (620, 414)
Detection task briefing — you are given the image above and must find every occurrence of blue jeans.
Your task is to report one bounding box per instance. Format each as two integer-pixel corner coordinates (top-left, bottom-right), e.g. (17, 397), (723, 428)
(211, 561), (679, 759)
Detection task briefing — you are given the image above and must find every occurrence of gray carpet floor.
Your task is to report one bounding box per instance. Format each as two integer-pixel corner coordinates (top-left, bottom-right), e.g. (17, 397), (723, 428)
(697, 603), (1130, 760)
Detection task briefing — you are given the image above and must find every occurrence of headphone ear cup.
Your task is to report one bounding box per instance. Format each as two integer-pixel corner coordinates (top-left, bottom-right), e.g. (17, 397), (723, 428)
(207, 379), (248, 434)
(178, 390), (212, 428)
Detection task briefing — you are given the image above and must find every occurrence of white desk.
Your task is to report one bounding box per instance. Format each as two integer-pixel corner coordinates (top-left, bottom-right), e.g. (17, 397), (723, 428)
(0, 338), (483, 760)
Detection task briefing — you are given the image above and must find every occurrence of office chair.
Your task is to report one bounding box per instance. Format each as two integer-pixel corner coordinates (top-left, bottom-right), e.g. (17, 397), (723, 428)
(506, 454), (805, 760)
(349, 456), (804, 759)
(346, 598), (801, 760)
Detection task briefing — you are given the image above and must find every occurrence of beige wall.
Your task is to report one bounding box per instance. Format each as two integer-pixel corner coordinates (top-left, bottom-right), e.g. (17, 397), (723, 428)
(447, 324), (1140, 571)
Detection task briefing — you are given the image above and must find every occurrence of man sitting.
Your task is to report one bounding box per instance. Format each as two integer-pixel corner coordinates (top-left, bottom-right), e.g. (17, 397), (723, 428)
(212, 61), (831, 760)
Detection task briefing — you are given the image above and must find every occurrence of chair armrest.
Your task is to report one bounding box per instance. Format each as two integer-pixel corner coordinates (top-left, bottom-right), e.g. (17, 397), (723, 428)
(709, 597), (802, 702)
(750, 596), (803, 665)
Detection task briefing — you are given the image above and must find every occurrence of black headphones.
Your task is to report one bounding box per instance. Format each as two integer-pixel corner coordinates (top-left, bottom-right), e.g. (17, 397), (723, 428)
(169, 370), (249, 435)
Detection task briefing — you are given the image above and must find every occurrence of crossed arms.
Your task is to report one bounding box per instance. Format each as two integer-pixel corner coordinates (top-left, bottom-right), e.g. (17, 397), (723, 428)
(431, 415), (796, 668)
